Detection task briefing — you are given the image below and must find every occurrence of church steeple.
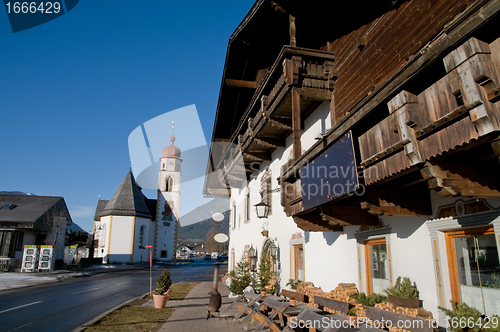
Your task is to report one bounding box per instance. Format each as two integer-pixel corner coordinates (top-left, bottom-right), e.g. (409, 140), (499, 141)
(155, 122), (182, 261)
(161, 121), (181, 159)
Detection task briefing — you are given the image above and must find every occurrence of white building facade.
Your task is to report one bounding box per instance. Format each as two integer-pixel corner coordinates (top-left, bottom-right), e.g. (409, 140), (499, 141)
(206, 0), (500, 327)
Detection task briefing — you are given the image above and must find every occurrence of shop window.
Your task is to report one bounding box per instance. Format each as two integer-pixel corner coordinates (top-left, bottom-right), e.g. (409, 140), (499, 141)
(0, 231), (13, 257)
(446, 227), (500, 316)
(365, 238), (390, 294)
(293, 244), (304, 281)
(13, 231), (24, 252)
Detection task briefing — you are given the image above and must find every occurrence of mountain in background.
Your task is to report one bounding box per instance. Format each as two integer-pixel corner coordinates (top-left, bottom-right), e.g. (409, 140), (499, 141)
(0, 191), (34, 195)
(178, 198), (230, 242)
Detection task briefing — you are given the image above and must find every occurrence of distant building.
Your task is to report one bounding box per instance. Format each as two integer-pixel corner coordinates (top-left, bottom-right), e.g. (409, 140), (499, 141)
(93, 131), (182, 263)
(0, 195), (72, 269)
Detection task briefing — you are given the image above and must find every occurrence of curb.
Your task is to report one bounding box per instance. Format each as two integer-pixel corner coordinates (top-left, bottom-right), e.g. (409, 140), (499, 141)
(70, 291), (151, 332)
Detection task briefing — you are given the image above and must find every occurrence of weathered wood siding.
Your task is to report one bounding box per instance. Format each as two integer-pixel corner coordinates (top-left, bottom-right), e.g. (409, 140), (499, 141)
(415, 75), (479, 161)
(323, 0), (469, 123)
(359, 37), (500, 185)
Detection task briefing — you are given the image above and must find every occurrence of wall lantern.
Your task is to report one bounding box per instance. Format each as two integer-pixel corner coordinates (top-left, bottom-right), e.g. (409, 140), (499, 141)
(248, 245), (256, 259)
(269, 243), (278, 259)
(254, 187), (281, 219)
(255, 201), (269, 219)
(248, 245), (257, 272)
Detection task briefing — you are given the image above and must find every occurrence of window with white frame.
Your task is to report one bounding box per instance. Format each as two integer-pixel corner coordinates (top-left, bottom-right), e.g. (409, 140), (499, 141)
(261, 170), (272, 216)
(231, 203), (236, 228)
(245, 191), (250, 222)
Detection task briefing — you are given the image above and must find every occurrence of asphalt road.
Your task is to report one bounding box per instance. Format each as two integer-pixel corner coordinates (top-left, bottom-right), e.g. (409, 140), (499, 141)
(0, 258), (226, 332)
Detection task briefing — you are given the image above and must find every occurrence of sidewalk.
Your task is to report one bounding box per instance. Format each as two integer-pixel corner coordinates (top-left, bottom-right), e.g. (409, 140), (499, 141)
(147, 281), (247, 332)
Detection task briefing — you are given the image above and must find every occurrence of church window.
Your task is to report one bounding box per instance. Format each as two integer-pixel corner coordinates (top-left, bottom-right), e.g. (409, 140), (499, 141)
(139, 226), (145, 249)
(162, 163), (165, 170)
(165, 177), (174, 192)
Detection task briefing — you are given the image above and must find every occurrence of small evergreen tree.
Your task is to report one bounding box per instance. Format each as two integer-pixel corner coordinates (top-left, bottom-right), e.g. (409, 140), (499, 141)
(439, 301), (500, 332)
(385, 276), (418, 299)
(155, 270), (172, 295)
(228, 254), (254, 295)
(257, 252), (274, 293)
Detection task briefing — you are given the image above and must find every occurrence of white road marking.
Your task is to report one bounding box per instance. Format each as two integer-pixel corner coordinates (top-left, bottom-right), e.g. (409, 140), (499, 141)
(72, 287), (99, 295)
(116, 282), (129, 285)
(5, 321), (34, 332)
(0, 301), (42, 314)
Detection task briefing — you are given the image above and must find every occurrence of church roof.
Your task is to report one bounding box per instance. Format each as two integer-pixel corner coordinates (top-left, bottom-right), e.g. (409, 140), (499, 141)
(94, 200), (109, 221)
(99, 171), (153, 219)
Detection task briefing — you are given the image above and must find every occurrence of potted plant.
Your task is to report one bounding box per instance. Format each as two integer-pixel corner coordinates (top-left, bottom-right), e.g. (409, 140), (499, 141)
(385, 276), (419, 308)
(153, 270), (172, 309)
(347, 307), (358, 328)
(289, 295), (296, 307)
(286, 278), (301, 290)
(439, 300), (500, 332)
(350, 292), (387, 306)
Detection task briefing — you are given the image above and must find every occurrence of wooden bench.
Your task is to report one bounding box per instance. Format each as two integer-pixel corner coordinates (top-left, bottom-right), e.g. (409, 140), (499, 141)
(365, 306), (434, 332)
(281, 289), (309, 303)
(232, 291), (263, 321)
(313, 296), (350, 314)
(241, 297), (290, 332)
(282, 309), (339, 332)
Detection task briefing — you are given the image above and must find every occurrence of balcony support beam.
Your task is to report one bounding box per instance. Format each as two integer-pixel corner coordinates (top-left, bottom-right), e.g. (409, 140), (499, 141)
(292, 87), (302, 160)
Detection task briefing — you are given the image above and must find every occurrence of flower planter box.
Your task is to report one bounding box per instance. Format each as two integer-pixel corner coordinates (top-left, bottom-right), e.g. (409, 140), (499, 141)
(388, 294), (420, 308)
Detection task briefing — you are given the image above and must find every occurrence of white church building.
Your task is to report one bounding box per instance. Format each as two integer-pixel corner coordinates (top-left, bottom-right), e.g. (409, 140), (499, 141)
(94, 132), (182, 263)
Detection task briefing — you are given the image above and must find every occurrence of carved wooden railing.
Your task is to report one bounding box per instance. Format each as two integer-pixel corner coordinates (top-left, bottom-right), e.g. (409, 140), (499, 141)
(359, 37), (500, 185)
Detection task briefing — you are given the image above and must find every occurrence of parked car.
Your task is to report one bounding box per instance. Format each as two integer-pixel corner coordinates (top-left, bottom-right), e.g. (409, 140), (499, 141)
(204, 253), (211, 260)
(217, 254), (228, 261)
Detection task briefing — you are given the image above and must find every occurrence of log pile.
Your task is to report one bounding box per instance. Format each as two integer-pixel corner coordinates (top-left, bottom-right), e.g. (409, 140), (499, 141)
(296, 281), (324, 305)
(294, 281), (435, 332)
(372, 302), (435, 332)
(324, 283), (358, 302)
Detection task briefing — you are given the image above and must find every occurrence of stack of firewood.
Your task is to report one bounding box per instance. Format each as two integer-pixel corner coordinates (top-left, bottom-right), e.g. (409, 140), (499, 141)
(296, 281), (324, 304)
(373, 302), (435, 332)
(325, 283), (358, 302)
(375, 302), (419, 317)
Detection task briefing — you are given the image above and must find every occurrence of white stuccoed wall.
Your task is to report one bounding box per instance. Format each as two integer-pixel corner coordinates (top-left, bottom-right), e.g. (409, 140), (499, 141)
(228, 101), (332, 291)
(108, 215), (133, 263)
(133, 217), (151, 262)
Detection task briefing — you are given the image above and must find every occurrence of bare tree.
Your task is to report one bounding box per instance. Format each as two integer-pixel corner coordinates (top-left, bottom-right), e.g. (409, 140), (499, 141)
(204, 227), (223, 253)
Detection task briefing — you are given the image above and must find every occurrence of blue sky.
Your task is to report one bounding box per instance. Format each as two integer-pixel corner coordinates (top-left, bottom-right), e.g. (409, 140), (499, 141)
(0, 1), (254, 232)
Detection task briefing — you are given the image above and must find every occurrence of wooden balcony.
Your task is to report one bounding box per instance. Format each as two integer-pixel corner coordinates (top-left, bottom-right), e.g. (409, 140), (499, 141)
(217, 46), (336, 185)
(279, 36), (500, 232)
(359, 37), (500, 187)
